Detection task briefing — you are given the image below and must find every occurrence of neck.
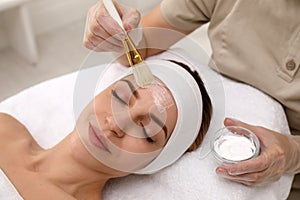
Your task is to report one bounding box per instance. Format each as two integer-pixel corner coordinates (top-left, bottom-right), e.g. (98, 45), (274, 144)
(32, 132), (110, 199)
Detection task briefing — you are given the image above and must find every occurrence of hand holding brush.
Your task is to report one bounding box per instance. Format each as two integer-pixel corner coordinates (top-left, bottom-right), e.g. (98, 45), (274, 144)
(103, 0), (155, 88)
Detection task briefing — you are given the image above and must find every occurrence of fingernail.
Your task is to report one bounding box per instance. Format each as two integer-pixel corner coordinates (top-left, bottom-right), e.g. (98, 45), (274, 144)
(115, 32), (126, 40)
(216, 167), (227, 175)
(228, 169), (239, 176)
(226, 117), (240, 123)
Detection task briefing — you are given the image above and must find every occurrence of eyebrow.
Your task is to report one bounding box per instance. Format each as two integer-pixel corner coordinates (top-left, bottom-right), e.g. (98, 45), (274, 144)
(121, 79), (168, 140)
(121, 79), (139, 98)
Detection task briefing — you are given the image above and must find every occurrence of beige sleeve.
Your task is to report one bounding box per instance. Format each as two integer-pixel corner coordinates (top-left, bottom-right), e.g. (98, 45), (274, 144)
(160, 0), (216, 31)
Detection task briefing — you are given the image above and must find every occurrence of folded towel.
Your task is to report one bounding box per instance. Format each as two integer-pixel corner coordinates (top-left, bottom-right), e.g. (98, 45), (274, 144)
(0, 49), (293, 200)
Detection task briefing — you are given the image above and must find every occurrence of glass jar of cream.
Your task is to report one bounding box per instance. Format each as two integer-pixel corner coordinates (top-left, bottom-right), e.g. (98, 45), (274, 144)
(212, 126), (260, 165)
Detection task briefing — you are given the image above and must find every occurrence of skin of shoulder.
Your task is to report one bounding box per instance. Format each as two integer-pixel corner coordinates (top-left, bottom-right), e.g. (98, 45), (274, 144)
(0, 113), (31, 140)
(0, 112), (41, 153)
(0, 113), (77, 199)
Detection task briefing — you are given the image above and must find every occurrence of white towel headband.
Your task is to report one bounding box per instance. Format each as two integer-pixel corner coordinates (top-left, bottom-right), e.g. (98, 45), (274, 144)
(96, 59), (203, 174)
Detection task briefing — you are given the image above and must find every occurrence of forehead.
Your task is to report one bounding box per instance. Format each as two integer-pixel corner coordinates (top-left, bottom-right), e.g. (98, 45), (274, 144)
(116, 74), (164, 88)
(116, 75), (175, 106)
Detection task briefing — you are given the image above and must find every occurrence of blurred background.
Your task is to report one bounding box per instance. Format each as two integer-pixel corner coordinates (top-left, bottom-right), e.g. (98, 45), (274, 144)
(0, 0), (209, 101)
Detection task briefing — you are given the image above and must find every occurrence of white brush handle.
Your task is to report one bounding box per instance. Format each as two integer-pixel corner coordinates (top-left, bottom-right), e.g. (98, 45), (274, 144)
(102, 0), (125, 31)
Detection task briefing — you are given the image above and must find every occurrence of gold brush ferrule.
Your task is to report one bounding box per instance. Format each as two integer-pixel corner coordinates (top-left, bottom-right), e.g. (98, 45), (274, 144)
(122, 34), (143, 66)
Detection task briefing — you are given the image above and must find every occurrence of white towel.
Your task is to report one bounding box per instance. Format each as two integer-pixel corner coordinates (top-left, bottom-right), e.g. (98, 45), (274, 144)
(0, 49), (293, 200)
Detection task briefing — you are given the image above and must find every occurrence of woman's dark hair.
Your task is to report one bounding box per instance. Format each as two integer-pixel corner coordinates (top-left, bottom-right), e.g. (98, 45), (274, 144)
(168, 60), (213, 152)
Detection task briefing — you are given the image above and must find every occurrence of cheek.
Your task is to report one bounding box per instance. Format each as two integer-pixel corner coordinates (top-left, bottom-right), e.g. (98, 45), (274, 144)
(93, 92), (112, 115)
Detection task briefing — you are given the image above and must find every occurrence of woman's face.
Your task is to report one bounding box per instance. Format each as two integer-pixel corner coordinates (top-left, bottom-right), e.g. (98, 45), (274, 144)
(73, 74), (178, 173)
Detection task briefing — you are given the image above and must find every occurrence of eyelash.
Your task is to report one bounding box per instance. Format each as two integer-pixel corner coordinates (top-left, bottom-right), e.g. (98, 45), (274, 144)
(111, 89), (128, 105)
(141, 123), (154, 143)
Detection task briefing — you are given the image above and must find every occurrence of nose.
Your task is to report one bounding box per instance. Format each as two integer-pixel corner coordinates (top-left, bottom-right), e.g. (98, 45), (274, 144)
(130, 98), (154, 119)
(107, 106), (150, 139)
(106, 115), (126, 138)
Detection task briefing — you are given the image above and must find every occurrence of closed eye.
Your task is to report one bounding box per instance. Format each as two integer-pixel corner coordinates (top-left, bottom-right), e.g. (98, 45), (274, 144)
(111, 89), (128, 105)
(141, 122), (154, 143)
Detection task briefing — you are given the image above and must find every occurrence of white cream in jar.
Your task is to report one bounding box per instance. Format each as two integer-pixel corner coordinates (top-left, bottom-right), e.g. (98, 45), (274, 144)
(212, 126), (260, 164)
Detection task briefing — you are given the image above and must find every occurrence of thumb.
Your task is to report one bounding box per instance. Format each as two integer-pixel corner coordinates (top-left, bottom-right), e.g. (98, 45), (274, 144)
(224, 118), (256, 132)
(120, 6), (141, 31)
(224, 118), (265, 145)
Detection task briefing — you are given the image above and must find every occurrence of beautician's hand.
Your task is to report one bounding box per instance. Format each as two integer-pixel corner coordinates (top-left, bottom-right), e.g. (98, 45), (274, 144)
(216, 118), (300, 186)
(83, 0), (141, 52)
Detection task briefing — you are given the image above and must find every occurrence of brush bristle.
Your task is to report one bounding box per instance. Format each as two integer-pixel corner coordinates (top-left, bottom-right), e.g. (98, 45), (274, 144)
(132, 62), (155, 88)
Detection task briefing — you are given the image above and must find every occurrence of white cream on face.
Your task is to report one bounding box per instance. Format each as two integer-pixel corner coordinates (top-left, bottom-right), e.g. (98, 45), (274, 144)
(214, 134), (257, 162)
(147, 83), (174, 112)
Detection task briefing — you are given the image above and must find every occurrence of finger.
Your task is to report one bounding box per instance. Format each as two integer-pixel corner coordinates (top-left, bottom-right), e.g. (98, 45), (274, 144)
(224, 172), (280, 187)
(122, 9), (140, 31)
(94, 44), (124, 52)
(217, 165), (282, 186)
(84, 3), (124, 52)
(221, 155), (269, 175)
(230, 171), (266, 182)
(218, 171), (255, 182)
(93, 40), (124, 52)
(224, 118), (268, 147)
(84, 41), (97, 51)
(234, 179), (258, 186)
(88, 28), (123, 50)
(84, 36), (123, 52)
(217, 169), (259, 186)
(224, 118), (256, 131)
(224, 118), (264, 140)
(218, 169), (268, 187)
(86, 32), (106, 45)
(115, 3), (140, 31)
(97, 2), (126, 39)
(217, 165), (266, 181)
(86, 17), (124, 52)
(236, 170), (282, 184)
(90, 17), (123, 45)
(94, 16), (125, 45)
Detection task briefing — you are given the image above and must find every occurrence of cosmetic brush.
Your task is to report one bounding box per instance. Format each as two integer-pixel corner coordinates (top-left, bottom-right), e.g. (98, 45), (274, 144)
(103, 0), (154, 88)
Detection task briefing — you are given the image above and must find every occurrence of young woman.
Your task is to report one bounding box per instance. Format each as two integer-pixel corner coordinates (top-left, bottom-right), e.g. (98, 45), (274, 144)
(0, 60), (212, 199)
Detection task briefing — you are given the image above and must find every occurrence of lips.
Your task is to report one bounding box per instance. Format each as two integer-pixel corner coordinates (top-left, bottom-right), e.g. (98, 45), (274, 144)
(88, 123), (110, 153)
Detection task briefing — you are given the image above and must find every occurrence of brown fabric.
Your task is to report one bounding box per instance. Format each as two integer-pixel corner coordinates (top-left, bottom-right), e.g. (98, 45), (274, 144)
(292, 174), (300, 189)
(289, 174), (300, 199)
(288, 188), (300, 200)
(161, 0), (300, 136)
